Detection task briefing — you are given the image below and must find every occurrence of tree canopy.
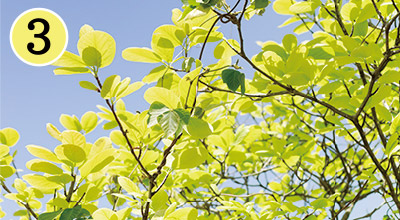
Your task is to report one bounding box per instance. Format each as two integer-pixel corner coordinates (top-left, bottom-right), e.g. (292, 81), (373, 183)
(2, 0), (400, 219)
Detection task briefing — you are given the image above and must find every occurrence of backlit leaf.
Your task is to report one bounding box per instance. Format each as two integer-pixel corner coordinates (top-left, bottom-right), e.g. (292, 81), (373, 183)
(77, 30), (116, 68)
(187, 118), (212, 139)
(26, 159), (63, 174)
(81, 111), (98, 134)
(26, 145), (61, 163)
(122, 47), (162, 63)
(144, 87), (179, 109)
(165, 207), (198, 220)
(82, 46), (102, 67)
(0, 128), (19, 147)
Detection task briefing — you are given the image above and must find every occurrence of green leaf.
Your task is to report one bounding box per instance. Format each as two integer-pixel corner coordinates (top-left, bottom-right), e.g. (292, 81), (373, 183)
(310, 198), (329, 209)
(38, 210), (63, 220)
(51, 51), (86, 67)
(182, 57), (195, 72)
(185, 5), (210, 20)
(193, 107), (205, 119)
(26, 159), (63, 174)
(221, 69), (245, 94)
(42, 126), (58, 143)
(151, 190), (168, 211)
(268, 181), (282, 191)
(293, 21), (314, 34)
(59, 114), (82, 131)
(284, 72), (311, 86)
(173, 146), (208, 169)
(101, 75), (120, 98)
(353, 20), (368, 37)
(0, 165), (15, 178)
(118, 176), (142, 197)
(214, 39), (240, 59)
(79, 81), (98, 91)
(165, 207), (198, 220)
(289, 1), (314, 14)
(81, 111), (98, 134)
(376, 104), (392, 121)
(308, 46), (335, 60)
(122, 47), (162, 63)
(386, 134), (399, 157)
(282, 34), (297, 52)
(0, 128), (19, 147)
(26, 145), (61, 163)
(117, 81), (143, 99)
(0, 144), (9, 158)
(174, 108), (190, 124)
(79, 24), (94, 38)
(187, 118), (212, 139)
(53, 67), (91, 75)
(341, 2), (359, 21)
(390, 113), (400, 134)
(254, 0), (269, 9)
(142, 65), (168, 83)
(60, 206), (92, 220)
(158, 110), (180, 137)
(148, 102), (170, 127)
(55, 144), (86, 164)
(273, 0), (293, 15)
(365, 85), (391, 110)
(380, 70), (400, 84)
(61, 130), (86, 147)
(82, 46), (102, 67)
(22, 174), (63, 192)
(318, 81), (341, 95)
(144, 87), (179, 109)
(92, 208), (118, 220)
(77, 30), (116, 68)
(179, 66), (202, 107)
(80, 149), (115, 178)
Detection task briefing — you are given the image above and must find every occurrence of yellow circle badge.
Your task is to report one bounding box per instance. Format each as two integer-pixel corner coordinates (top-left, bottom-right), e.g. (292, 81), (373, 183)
(10, 8), (68, 66)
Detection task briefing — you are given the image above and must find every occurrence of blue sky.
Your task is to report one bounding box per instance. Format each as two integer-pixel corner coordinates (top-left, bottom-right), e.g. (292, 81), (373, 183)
(1, 0), (383, 218)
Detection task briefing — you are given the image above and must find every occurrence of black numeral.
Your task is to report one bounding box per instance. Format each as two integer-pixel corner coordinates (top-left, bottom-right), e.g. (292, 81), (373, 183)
(27, 18), (50, 55)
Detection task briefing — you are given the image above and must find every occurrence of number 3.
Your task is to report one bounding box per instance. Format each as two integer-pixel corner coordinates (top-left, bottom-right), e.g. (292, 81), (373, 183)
(27, 18), (51, 55)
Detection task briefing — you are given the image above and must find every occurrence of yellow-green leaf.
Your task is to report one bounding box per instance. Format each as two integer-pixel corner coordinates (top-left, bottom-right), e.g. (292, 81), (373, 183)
(273, 0), (294, 15)
(0, 144), (9, 158)
(165, 207), (197, 220)
(81, 111), (98, 134)
(51, 51), (86, 67)
(122, 47), (162, 63)
(80, 149), (115, 178)
(0, 165), (15, 178)
(0, 128), (19, 147)
(59, 114), (82, 131)
(173, 146), (208, 169)
(61, 130), (86, 148)
(53, 67), (91, 75)
(144, 87), (179, 109)
(92, 208), (118, 220)
(46, 123), (62, 141)
(187, 118), (213, 139)
(26, 145), (61, 163)
(55, 144), (86, 164)
(118, 176), (142, 197)
(79, 24), (94, 38)
(26, 159), (63, 174)
(22, 174), (63, 192)
(77, 30), (116, 68)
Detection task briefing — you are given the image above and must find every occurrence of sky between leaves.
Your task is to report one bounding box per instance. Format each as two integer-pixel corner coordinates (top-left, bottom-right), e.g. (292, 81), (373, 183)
(0, 0), (384, 218)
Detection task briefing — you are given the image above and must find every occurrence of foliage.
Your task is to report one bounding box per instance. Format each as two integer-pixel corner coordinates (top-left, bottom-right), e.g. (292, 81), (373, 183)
(2, 0), (400, 219)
